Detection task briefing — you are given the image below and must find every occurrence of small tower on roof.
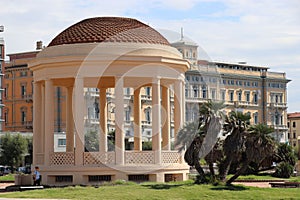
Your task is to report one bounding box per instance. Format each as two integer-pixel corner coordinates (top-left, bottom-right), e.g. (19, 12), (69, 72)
(171, 27), (198, 69)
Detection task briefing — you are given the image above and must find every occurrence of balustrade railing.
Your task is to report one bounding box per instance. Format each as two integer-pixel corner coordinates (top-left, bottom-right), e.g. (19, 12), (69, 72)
(84, 152), (115, 165)
(50, 152), (74, 166)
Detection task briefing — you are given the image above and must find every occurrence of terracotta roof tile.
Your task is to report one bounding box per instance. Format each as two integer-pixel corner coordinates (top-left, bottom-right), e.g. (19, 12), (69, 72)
(288, 112), (300, 118)
(48, 17), (170, 47)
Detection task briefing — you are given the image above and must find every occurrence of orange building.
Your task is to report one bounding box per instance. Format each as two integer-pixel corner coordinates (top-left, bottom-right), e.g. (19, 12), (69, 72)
(3, 42), (67, 133)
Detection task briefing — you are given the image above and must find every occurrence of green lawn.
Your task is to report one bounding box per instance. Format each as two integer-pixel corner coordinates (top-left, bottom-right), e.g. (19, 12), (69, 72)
(0, 174), (14, 181)
(0, 180), (299, 200)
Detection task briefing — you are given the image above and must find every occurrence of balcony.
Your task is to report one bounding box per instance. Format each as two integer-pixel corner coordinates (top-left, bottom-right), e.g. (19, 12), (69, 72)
(5, 121), (33, 129)
(141, 95), (151, 101)
(85, 118), (100, 125)
(226, 101), (258, 107)
(270, 124), (288, 131)
(185, 97), (209, 103)
(267, 102), (287, 109)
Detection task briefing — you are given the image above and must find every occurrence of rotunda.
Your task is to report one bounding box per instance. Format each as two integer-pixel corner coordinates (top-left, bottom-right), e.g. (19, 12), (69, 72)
(29, 17), (189, 185)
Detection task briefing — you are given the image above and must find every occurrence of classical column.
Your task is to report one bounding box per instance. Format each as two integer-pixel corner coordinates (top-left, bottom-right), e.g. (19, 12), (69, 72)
(161, 85), (170, 150)
(133, 87), (142, 151)
(74, 77), (85, 166)
(181, 79), (185, 127)
(41, 84), (45, 163)
(152, 78), (161, 164)
(115, 77), (124, 165)
(174, 80), (183, 138)
(66, 86), (74, 152)
(44, 79), (55, 165)
(33, 81), (42, 165)
(99, 88), (107, 152)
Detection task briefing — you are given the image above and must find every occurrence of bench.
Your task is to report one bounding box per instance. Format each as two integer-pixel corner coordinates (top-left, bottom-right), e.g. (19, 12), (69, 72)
(20, 186), (44, 191)
(269, 182), (300, 188)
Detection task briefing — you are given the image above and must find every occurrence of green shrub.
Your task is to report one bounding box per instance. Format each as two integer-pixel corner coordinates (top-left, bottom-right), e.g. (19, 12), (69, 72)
(273, 162), (294, 178)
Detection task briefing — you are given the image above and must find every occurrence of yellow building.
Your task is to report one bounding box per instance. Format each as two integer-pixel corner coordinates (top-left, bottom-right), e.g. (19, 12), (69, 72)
(287, 112), (300, 152)
(174, 37), (290, 143)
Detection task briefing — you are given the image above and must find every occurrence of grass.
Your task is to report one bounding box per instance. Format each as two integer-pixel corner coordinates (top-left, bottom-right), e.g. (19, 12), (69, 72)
(0, 180), (299, 200)
(0, 174), (14, 181)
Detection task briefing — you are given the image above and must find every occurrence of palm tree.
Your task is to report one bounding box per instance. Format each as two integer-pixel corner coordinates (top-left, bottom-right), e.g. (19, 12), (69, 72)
(176, 101), (225, 182)
(226, 124), (276, 185)
(219, 111), (250, 182)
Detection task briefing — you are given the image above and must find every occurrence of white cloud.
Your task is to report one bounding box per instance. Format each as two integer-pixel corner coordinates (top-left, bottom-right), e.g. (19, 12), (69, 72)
(1, 0), (299, 110)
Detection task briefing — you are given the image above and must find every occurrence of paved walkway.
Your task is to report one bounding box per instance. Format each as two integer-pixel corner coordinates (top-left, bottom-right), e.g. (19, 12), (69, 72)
(0, 183), (14, 189)
(233, 181), (276, 188)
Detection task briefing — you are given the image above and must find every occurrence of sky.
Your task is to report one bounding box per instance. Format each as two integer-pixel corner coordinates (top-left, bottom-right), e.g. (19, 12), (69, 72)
(1, 0), (299, 112)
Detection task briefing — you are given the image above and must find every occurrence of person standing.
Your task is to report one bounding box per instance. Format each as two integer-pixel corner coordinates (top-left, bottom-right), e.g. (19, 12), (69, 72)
(33, 166), (41, 186)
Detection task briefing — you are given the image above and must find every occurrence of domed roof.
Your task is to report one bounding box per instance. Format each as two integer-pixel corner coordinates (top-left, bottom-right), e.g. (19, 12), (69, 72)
(48, 17), (170, 47)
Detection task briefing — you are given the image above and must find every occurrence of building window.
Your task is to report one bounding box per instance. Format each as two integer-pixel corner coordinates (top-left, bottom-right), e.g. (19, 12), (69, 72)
(238, 91), (242, 101)
(21, 85), (27, 97)
(125, 106), (131, 122)
(20, 71), (27, 77)
(254, 113), (258, 124)
(202, 86), (207, 99)
(4, 111), (8, 124)
(145, 107), (151, 123)
(275, 95), (278, 103)
(58, 139), (66, 146)
(254, 93), (258, 104)
(21, 111), (26, 124)
(275, 114), (279, 125)
(124, 88), (130, 95)
(94, 101), (99, 119)
(193, 86), (198, 98)
(145, 87), (151, 96)
(185, 86), (189, 97)
(229, 91), (234, 101)
(293, 121), (296, 127)
(221, 90), (225, 101)
(293, 132), (296, 139)
(211, 89), (216, 100)
(4, 84), (8, 98)
(246, 92), (250, 102)
(287, 122), (290, 128)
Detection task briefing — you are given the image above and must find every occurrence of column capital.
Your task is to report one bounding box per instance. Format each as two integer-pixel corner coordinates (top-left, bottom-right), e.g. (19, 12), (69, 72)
(152, 77), (161, 83)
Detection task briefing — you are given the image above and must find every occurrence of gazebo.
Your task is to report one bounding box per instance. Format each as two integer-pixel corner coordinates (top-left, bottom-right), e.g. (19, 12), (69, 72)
(29, 17), (190, 185)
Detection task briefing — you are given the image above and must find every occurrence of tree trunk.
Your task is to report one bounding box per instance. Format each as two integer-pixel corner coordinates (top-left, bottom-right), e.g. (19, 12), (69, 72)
(226, 162), (249, 185)
(194, 156), (206, 183)
(219, 156), (233, 182)
(208, 162), (215, 177)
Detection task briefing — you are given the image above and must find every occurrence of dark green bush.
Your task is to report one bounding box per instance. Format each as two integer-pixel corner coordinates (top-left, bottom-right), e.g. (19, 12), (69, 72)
(273, 162), (294, 178)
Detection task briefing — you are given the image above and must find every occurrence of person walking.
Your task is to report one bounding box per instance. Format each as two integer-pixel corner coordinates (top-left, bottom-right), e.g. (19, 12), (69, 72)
(33, 166), (41, 186)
